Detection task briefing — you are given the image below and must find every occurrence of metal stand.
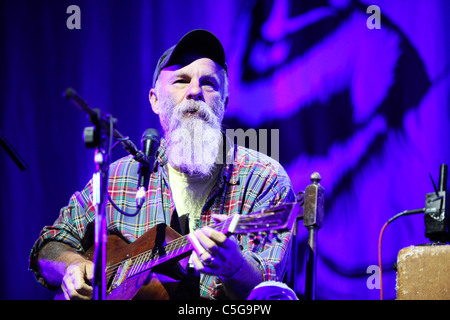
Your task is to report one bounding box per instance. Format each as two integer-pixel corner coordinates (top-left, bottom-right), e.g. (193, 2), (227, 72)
(92, 149), (108, 300)
(0, 131), (27, 171)
(63, 88), (144, 300)
(85, 114), (111, 300)
(304, 225), (319, 300)
(288, 172), (324, 300)
(303, 172), (324, 300)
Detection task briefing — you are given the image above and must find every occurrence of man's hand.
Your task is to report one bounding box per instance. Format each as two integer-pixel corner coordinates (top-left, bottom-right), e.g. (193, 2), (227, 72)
(61, 259), (94, 300)
(36, 241), (94, 300)
(187, 214), (264, 299)
(189, 226), (245, 278)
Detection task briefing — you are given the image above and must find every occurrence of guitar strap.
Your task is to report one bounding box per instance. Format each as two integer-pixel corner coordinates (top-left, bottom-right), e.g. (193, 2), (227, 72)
(169, 209), (191, 236)
(178, 213), (190, 235)
(167, 209), (201, 299)
(169, 208), (183, 235)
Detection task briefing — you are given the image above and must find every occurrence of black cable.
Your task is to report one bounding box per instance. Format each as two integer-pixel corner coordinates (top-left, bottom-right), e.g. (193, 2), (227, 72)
(104, 115), (143, 217)
(378, 207), (425, 300)
(386, 208), (426, 224)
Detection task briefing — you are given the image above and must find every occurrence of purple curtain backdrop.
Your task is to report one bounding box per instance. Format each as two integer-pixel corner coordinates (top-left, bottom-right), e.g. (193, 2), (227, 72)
(1, 0), (449, 300)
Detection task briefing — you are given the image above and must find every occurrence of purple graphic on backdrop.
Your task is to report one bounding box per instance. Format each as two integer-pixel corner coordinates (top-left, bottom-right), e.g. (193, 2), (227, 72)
(1, 0), (448, 300)
(223, 0), (437, 299)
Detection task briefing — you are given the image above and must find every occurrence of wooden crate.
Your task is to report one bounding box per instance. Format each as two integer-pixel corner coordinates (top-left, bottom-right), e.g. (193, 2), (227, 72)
(396, 245), (450, 300)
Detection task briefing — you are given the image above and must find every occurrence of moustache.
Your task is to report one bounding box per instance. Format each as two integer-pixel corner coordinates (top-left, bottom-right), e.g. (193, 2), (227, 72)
(175, 100), (216, 124)
(160, 96), (225, 137)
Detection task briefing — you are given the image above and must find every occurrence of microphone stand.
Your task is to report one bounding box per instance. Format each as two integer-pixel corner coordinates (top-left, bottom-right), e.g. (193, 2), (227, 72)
(302, 172), (324, 300)
(63, 87), (145, 300)
(92, 145), (108, 300)
(0, 131), (27, 171)
(287, 172), (324, 300)
(63, 88), (142, 158)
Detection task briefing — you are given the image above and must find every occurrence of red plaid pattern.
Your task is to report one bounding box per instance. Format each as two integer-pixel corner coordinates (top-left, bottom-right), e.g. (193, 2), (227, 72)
(29, 139), (295, 299)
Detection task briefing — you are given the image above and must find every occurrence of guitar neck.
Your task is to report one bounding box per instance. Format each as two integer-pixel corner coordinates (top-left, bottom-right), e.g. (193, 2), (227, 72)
(108, 203), (295, 287)
(123, 235), (188, 278)
(116, 217), (234, 280)
(103, 203), (295, 296)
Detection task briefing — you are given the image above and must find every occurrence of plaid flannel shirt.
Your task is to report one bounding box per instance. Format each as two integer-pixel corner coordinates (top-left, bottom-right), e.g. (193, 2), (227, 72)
(29, 138), (295, 299)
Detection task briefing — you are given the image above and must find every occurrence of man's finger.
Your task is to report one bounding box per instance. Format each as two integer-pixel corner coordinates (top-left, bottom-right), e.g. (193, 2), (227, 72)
(198, 226), (227, 245)
(63, 263), (93, 300)
(84, 262), (94, 283)
(211, 213), (228, 223)
(190, 251), (205, 271)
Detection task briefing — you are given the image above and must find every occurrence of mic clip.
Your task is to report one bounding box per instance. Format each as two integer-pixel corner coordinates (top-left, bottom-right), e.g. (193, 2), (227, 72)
(135, 186), (146, 208)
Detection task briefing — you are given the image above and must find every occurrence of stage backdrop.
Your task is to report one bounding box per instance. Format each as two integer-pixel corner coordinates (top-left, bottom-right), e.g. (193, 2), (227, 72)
(1, 0), (449, 300)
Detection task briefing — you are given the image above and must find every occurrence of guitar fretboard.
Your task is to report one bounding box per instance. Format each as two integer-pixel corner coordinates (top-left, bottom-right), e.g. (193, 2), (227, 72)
(108, 217), (233, 283)
(127, 236), (192, 278)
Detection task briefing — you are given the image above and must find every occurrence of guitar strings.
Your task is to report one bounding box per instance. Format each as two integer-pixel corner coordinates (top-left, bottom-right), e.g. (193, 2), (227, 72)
(103, 203), (294, 286)
(103, 218), (232, 280)
(104, 234), (191, 279)
(104, 218), (231, 279)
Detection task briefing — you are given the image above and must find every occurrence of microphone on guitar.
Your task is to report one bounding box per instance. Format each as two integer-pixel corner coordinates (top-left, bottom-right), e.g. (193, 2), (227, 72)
(136, 128), (160, 208)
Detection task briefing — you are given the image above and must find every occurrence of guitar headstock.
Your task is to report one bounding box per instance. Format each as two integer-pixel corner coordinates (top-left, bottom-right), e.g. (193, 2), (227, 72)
(222, 203), (297, 241)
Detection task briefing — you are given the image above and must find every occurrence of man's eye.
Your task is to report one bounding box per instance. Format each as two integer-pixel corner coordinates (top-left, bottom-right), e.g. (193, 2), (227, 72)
(174, 79), (188, 84)
(202, 80), (216, 88)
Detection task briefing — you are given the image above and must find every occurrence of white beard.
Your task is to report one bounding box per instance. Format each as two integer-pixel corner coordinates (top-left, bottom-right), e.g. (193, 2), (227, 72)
(159, 97), (224, 177)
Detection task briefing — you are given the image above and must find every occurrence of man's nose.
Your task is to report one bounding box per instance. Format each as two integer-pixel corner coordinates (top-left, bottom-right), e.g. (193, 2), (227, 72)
(186, 80), (204, 101)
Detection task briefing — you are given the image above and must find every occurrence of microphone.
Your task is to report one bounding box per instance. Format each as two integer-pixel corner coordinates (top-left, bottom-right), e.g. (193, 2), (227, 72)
(136, 128), (160, 208)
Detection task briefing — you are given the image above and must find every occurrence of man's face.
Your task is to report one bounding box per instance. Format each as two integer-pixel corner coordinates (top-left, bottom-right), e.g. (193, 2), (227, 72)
(149, 58), (228, 176)
(151, 57), (227, 125)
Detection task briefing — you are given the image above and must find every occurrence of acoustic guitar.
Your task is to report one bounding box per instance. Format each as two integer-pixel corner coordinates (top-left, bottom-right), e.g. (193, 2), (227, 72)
(54, 203), (296, 300)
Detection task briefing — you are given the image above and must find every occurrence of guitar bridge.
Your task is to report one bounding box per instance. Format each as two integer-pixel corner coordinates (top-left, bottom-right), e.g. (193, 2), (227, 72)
(110, 258), (132, 290)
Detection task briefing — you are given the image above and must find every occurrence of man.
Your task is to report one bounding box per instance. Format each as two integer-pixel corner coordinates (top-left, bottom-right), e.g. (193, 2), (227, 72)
(29, 29), (296, 300)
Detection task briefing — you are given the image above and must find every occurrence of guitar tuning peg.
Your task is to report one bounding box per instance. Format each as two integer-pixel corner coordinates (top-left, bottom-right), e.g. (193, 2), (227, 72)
(260, 232), (271, 246)
(272, 232), (281, 243)
(249, 233), (261, 245)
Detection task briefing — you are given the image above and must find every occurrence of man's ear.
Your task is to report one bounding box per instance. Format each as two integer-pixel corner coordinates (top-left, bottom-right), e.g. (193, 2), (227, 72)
(149, 88), (159, 114)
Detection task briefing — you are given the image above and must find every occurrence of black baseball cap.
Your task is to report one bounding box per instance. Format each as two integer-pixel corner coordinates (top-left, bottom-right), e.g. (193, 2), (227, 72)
(152, 29), (227, 87)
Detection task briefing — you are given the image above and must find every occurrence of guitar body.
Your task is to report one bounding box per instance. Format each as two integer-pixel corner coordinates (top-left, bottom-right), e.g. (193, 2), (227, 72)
(55, 224), (193, 300)
(52, 203), (296, 300)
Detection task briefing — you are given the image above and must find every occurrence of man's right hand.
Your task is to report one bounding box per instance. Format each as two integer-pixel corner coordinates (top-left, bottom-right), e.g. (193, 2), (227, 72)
(61, 260), (94, 300)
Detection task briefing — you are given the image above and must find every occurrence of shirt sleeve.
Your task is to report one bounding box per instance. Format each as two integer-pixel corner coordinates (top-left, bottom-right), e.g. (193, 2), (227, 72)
(28, 181), (96, 289)
(203, 161), (296, 299)
(241, 180), (296, 283)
